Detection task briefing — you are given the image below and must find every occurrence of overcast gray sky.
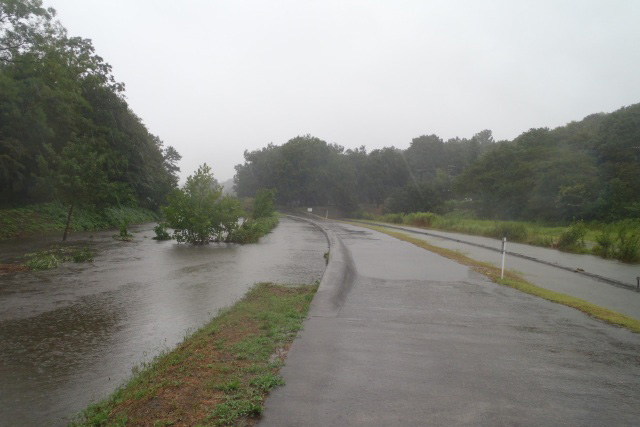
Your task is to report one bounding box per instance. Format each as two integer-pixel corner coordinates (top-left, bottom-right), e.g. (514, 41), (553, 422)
(47, 0), (640, 182)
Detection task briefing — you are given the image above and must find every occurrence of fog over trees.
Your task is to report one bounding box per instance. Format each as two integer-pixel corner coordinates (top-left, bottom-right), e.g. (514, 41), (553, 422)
(2, 1), (638, 226)
(234, 104), (640, 223)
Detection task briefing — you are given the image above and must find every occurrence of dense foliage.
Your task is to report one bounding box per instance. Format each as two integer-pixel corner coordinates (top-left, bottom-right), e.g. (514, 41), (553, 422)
(456, 106), (640, 222)
(163, 164), (278, 245)
(234, 105), (640, 223)
(0, 1), (180, 216)
(163, 164), (242, 244)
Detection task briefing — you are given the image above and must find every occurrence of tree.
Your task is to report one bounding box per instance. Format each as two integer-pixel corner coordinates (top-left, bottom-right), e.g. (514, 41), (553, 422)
(37, 138), (111, 240)
(0, 0), (56, 63)
(163, 164), (240, 244)
(252, 188), (276, 219)
(0, 0), (179, 209)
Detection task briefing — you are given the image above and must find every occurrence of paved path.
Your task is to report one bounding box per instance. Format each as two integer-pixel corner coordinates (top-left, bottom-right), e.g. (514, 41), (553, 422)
(356, 221), (640, 320)
(352, 221), (639, 288)
(260, 221), (640, 426)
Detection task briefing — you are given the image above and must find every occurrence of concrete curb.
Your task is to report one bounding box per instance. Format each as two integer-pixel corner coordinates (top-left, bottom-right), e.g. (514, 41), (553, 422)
(349, 219), (639, 291)
(286, 215), (357, 317)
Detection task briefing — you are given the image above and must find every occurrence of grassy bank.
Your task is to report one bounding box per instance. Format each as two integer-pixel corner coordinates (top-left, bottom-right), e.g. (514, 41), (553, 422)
(356, 212), (640, 263)
(71, 283), (318, 427)
(349, 222), (640, 334)
(0, 203), (160, 240)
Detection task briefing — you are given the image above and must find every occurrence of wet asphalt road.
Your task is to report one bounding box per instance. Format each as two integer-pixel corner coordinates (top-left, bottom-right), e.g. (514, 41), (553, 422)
(363, 222), (640, 320)
(0, 217), (327, 427)
(260, 221), (640, 426)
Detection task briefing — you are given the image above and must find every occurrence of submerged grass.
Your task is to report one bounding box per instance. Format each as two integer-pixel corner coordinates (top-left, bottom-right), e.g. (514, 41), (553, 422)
(350, 222), (640, 334)
(71, 283), (318, 427)
(24, 246), (94, 270)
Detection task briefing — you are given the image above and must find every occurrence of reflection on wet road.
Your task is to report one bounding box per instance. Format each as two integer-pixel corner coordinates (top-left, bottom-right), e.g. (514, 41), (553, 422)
(0, 217), (327, 426)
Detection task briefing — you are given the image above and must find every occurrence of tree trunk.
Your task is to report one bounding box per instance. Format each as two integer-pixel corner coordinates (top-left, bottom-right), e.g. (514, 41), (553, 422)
(63, 202), (74, 241)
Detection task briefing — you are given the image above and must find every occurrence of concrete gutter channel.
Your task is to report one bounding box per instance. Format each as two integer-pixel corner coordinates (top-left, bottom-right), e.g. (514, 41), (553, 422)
(348, 219), (639, 292)
(286, 215), (357, 317)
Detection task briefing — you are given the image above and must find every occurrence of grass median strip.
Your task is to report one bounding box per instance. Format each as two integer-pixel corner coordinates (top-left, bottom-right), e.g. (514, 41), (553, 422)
(348, 222), (640, 334)
(71, 282), (318, 427)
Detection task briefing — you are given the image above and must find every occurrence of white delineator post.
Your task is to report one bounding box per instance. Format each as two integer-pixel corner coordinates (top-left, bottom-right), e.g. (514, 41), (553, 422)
(501, 237), (507, 279)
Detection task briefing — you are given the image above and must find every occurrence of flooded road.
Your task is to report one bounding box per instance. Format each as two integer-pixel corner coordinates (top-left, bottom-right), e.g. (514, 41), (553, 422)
(0, 217), (328, 426)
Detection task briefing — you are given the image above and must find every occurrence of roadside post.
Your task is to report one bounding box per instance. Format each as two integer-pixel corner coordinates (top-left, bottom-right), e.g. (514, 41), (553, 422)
(501, 237), (507, 279)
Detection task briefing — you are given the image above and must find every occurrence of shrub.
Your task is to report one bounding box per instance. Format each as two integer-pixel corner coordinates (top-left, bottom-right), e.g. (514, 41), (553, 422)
(556, 220), (587, 251)
(152, 223), (171, 240)
(163, 164), (243, 244)
(593, 226), (615, 258)
(119, 222), (130, 238)
(614, 221), (640, 263)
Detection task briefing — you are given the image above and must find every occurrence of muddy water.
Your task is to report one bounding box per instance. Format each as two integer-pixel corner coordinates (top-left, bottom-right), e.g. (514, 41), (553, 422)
(0, 217), (327, 426)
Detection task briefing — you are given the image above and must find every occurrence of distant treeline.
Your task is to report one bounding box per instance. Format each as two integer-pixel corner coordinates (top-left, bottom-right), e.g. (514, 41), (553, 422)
(0, 1), (180, 210)
(235, 103), (640, 222)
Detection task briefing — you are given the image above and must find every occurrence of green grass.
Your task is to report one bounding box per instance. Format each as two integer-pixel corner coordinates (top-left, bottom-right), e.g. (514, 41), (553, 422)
(70, 282), (318, 427)
(356, 212), (639, 263)
(350, 222), (640, 334)
(0, 202), (160, 240)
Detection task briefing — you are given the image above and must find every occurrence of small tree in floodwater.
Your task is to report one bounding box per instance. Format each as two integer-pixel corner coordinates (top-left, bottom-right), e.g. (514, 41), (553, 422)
(163, 164), (243, 244)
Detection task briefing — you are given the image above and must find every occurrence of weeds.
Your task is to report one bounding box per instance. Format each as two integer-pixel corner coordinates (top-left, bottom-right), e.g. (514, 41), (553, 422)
(24, 246), (95, 270)
(379, 213), (404, 224)
(113, 222), (134, 242)
(25, 252), (61, 270)
(489, 222), (529, 242)
(404, 212), (437, 227)
(72, 248), (94, 263)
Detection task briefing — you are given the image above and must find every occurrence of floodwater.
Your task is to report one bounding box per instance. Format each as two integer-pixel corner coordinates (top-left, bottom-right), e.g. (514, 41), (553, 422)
(0, 217), (328, 427)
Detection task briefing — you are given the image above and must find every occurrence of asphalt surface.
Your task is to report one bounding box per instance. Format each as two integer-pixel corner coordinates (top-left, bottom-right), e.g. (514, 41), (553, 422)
(259, 220), (640, 426)
(357, 221), (640, 320)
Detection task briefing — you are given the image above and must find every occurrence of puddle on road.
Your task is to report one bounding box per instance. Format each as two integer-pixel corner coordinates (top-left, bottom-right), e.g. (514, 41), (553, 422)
(0, 217), (327, 427)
